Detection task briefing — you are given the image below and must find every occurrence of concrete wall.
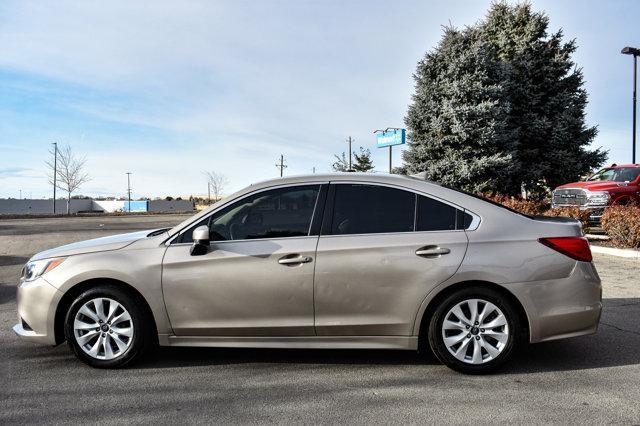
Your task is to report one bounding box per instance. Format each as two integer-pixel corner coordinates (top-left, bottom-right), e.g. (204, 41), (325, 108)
(92, 200), (125, 213)
(0, 199), (194, 215)
(148, 200), (194, 212)
(0, 199), (93, 215)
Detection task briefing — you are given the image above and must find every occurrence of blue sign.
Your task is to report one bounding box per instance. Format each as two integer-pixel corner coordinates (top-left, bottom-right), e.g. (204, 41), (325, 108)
(376, 128), (406, 147)
(124, 201), (148, 212)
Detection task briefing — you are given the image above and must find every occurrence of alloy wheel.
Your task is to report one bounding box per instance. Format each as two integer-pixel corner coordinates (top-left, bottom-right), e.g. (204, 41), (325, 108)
(73, 297), (134, 360)
(441, 298), (510, 364)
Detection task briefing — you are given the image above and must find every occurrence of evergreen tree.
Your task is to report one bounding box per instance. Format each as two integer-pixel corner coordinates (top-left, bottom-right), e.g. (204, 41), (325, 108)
(352, 147), (375, 172)
(332, 147), (375, 172)
(403, 2), (606, 197)
(331, 152), (350, 172)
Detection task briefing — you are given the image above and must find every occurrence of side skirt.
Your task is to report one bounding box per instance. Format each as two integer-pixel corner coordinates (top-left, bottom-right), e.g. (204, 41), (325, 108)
(158, 334), (418, 350)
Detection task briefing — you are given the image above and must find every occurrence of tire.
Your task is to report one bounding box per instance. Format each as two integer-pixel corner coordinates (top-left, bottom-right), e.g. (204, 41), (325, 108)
(428, 286), (522, 374)
(64, 285), (151, 368)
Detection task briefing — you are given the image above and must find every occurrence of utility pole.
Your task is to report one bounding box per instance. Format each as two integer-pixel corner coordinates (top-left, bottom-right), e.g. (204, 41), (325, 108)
(622, 46), (639, 163)
(207, 182), (211, 204)
(312, 166), (316, 174)
(347, 136), (353, 171)
(126, 172), (132, 212)
(276, 154), (287, 177)
(52, 142), (58, 214)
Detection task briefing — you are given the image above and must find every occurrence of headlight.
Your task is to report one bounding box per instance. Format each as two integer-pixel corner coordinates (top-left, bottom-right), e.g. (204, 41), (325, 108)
(586, 191), (609, 206)
(21, 258), (66, 282)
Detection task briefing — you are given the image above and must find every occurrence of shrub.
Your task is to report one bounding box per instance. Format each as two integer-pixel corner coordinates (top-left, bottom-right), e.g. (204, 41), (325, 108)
(481, 194), (549, 216)
(479, 194), (591, 231)
(542, 207), (592, 231)
(601, 205), (640, 249)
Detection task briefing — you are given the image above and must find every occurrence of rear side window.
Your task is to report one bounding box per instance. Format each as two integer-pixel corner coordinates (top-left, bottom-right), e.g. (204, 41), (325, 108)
(416, 195), (457, 231)
(330, 184), (415, 235)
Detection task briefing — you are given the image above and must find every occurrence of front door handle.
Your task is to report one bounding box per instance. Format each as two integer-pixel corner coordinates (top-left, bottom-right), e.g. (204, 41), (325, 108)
(415, 246), (451, 258)
(278, 255), (313, 265)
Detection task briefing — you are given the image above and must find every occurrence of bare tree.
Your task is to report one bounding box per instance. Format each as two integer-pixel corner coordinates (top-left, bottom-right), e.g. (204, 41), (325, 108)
(204, 171), (228, 203)
(45, 143), (91, 214)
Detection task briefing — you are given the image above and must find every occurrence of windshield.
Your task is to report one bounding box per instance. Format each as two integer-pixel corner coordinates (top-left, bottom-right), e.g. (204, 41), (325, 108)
(587, 167), (640, 183)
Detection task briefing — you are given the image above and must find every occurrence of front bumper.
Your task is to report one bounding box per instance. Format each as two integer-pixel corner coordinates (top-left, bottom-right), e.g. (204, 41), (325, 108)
(550, 204), (606, 225)
(504, 261), (602, 343)
(13, 277), (62, 345)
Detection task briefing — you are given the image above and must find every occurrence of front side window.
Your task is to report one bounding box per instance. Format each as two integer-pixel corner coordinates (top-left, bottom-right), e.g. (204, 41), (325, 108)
(330, 184), (415, 235)
(179, 185), (320, 242)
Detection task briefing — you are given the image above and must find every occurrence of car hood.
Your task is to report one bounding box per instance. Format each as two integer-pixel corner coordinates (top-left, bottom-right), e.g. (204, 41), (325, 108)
(555, 181), (621, 191)
(30, 229), (156, 261)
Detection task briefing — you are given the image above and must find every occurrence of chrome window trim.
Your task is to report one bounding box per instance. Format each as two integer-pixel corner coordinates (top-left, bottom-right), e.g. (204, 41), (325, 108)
(165, 181), (328, 246)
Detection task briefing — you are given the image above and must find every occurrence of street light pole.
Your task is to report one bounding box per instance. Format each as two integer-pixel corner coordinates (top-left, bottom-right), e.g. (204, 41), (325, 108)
(347, 136), (353, 171)
(52, 142), (58, 214)
(622, 46), (639, 164)
(126, 172), (132, 212)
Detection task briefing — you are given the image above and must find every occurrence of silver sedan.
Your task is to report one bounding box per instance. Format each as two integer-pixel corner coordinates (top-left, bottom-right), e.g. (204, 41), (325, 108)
(14, 173), (601, 373)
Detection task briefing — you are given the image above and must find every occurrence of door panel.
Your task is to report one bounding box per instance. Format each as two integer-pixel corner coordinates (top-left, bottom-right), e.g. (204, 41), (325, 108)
(314, 231), (468, 336)
(162, 237), (317, 336)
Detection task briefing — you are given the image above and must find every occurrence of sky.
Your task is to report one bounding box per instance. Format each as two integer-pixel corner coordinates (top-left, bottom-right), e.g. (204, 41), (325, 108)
(0, 0), (639, 199)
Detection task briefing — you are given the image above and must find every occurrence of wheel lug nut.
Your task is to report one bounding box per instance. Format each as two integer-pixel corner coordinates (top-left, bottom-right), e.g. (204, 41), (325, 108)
(475, 336), (480, 340)
(95, 328), (100, 331)
(474, 321), (479, 325)
(465, 325), (470, 329)
(109, 330), (113, 334)
(99, 320), (103, 323)
(466, 334), (471, 338)
(480, 328), (485, 332)
(102, 333), (106, 337)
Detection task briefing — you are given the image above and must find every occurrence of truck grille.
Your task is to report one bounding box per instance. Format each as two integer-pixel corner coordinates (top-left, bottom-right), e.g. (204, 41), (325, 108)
(552, 188), (587, 207)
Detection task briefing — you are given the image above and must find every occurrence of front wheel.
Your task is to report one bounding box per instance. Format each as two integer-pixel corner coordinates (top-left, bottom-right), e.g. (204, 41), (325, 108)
(64, 286), (151, 368)
(428, 287), (522, 374)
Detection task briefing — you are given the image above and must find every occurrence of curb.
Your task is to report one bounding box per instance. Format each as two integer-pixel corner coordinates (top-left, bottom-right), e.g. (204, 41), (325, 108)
(591, 245), (639, 259)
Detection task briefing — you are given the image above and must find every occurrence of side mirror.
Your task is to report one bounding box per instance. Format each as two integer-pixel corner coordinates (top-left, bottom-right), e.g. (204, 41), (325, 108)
(190, 225), (210, 256)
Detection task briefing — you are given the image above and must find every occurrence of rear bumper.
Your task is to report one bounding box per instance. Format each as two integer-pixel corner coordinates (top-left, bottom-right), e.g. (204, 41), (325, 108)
(13, 277), (62, 345)
(504, 261), (602, 343)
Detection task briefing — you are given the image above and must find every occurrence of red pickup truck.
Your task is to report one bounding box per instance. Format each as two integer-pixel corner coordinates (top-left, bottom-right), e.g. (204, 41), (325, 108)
(551, 164), (640, 224)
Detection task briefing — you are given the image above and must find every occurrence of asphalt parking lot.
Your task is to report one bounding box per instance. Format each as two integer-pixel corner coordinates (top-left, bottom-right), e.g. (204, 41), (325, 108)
(1, 215), (639, 424)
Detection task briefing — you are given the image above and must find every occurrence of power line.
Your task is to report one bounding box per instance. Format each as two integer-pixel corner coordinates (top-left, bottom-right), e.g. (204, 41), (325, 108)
(126, 172), (132, 212)
(276, 154), (287, 177)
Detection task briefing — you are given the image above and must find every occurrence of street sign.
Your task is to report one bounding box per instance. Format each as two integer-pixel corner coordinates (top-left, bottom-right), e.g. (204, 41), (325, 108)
(376, 128), (406, 148)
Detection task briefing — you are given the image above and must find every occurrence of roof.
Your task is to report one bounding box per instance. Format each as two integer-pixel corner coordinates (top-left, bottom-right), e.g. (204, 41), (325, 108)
(247, 172), (441, 189)
(609, 164), (640, 168)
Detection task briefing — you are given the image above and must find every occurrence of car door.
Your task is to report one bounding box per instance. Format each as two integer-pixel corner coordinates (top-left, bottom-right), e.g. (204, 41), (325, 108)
(313, 183), (469, 336)
(162, 184), (326, 336)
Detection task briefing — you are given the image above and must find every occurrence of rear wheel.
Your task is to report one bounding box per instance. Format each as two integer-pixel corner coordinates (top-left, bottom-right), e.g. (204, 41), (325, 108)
(64, 286), (151, 368)
(428, 287), (522, 374)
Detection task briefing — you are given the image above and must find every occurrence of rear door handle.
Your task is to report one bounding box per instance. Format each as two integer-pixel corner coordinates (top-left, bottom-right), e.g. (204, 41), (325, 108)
(415, 246), (451, 258)
(278, 255), (313, 265)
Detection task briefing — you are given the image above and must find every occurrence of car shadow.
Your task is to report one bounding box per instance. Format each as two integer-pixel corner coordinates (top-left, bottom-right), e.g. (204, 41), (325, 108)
(133, 298), (640, 374)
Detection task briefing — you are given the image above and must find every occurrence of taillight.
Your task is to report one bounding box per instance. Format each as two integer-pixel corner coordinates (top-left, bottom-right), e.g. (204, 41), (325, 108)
(538, 237), (593, 262)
